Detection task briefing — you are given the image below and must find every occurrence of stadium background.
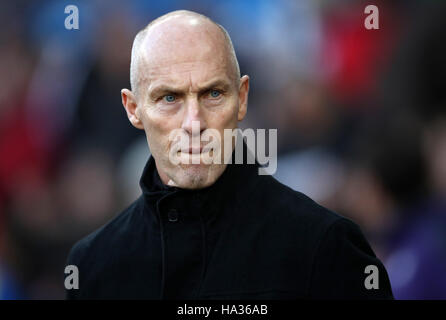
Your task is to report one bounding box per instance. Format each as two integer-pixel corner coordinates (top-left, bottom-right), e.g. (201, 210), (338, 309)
(0, 0), (445, 299)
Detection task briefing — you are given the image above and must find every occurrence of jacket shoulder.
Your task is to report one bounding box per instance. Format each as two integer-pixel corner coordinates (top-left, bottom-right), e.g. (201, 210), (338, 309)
(66, 196), (144, 269)
(255, 174), (344, 232)
(252, 175), (393, 298)
(307, 217), (394, 299)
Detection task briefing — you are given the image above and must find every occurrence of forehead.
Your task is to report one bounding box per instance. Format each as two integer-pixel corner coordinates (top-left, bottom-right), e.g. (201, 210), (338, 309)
(139, 20), (234, 89)
(145, 57), (230, 89)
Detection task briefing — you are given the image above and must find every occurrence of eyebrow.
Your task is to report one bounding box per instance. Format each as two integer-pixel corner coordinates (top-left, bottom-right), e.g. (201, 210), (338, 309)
(197, 79), (232, 93)
(148, 79), (232, 100)
(149, 86), (183, 100)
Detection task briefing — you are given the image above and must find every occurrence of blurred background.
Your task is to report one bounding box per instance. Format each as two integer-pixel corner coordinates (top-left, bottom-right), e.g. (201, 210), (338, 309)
(0, 0), (445, 299)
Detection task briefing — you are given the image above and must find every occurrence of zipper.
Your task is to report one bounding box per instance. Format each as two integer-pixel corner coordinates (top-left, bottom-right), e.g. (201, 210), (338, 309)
(195, 212), (207, 298)
(155, 190), (179, 299)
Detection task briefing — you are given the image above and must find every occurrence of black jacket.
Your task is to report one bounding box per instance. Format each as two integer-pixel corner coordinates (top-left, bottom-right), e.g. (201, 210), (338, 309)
(66, 148), (394, 299)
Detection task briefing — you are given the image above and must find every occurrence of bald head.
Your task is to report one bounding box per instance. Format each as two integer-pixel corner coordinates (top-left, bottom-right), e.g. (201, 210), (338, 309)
(130, 10), (240, 97)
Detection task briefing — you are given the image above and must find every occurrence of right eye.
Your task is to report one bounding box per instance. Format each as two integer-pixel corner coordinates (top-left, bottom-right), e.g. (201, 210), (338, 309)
(163, 95), (176, 103)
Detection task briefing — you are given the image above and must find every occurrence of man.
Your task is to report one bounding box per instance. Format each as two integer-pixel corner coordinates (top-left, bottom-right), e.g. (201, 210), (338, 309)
(66, 10), (393, 299)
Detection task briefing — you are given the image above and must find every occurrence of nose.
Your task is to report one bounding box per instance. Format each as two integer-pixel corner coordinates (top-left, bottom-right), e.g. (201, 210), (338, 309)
(181, 96), (207, 136)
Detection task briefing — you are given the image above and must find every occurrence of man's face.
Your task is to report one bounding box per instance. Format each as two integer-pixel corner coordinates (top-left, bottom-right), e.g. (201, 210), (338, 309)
(123, 18), (249, 189)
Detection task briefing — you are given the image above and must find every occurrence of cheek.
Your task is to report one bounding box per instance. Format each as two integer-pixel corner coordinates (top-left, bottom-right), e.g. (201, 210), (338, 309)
(140, 107), (178, 151)
(204, 101), (239, 151)
(207, 98), (239, 129)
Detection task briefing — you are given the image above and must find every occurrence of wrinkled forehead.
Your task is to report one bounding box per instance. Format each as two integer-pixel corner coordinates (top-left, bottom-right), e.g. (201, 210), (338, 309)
(138, 19), (235, 87)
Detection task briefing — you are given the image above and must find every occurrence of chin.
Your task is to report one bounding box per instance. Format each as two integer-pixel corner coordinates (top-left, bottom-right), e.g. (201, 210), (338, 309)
(175, 163), (226, 190)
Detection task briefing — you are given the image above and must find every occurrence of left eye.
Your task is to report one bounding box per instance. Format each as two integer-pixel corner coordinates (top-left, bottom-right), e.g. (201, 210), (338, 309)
(209, 90), (221, 98)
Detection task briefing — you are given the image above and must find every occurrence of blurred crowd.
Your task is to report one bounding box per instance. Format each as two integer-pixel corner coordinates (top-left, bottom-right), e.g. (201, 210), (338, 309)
(0, 0), (445, 299)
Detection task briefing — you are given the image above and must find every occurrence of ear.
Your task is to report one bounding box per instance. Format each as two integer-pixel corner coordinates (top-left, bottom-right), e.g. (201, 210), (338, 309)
(237, 75), (249, 121)
(121, 89), (144, 130)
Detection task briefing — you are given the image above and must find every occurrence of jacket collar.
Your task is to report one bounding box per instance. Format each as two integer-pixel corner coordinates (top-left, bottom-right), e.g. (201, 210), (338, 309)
(139, 140), (260, 221)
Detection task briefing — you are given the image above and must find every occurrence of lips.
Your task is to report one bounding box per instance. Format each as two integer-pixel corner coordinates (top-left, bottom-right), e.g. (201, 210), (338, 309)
(179, 146), (203, 154)
(189, 146), (204, 153)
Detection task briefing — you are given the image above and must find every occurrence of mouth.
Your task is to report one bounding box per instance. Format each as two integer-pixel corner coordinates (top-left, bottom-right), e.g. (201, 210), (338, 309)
(177, 146), (205, 154)
(170, 146), (217, 165)
(177, 147), (215, 159)
(184, 146), (203, 154)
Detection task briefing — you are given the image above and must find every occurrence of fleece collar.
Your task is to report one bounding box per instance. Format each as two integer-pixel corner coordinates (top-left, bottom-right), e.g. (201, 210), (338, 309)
(139, 141), (260, 222)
